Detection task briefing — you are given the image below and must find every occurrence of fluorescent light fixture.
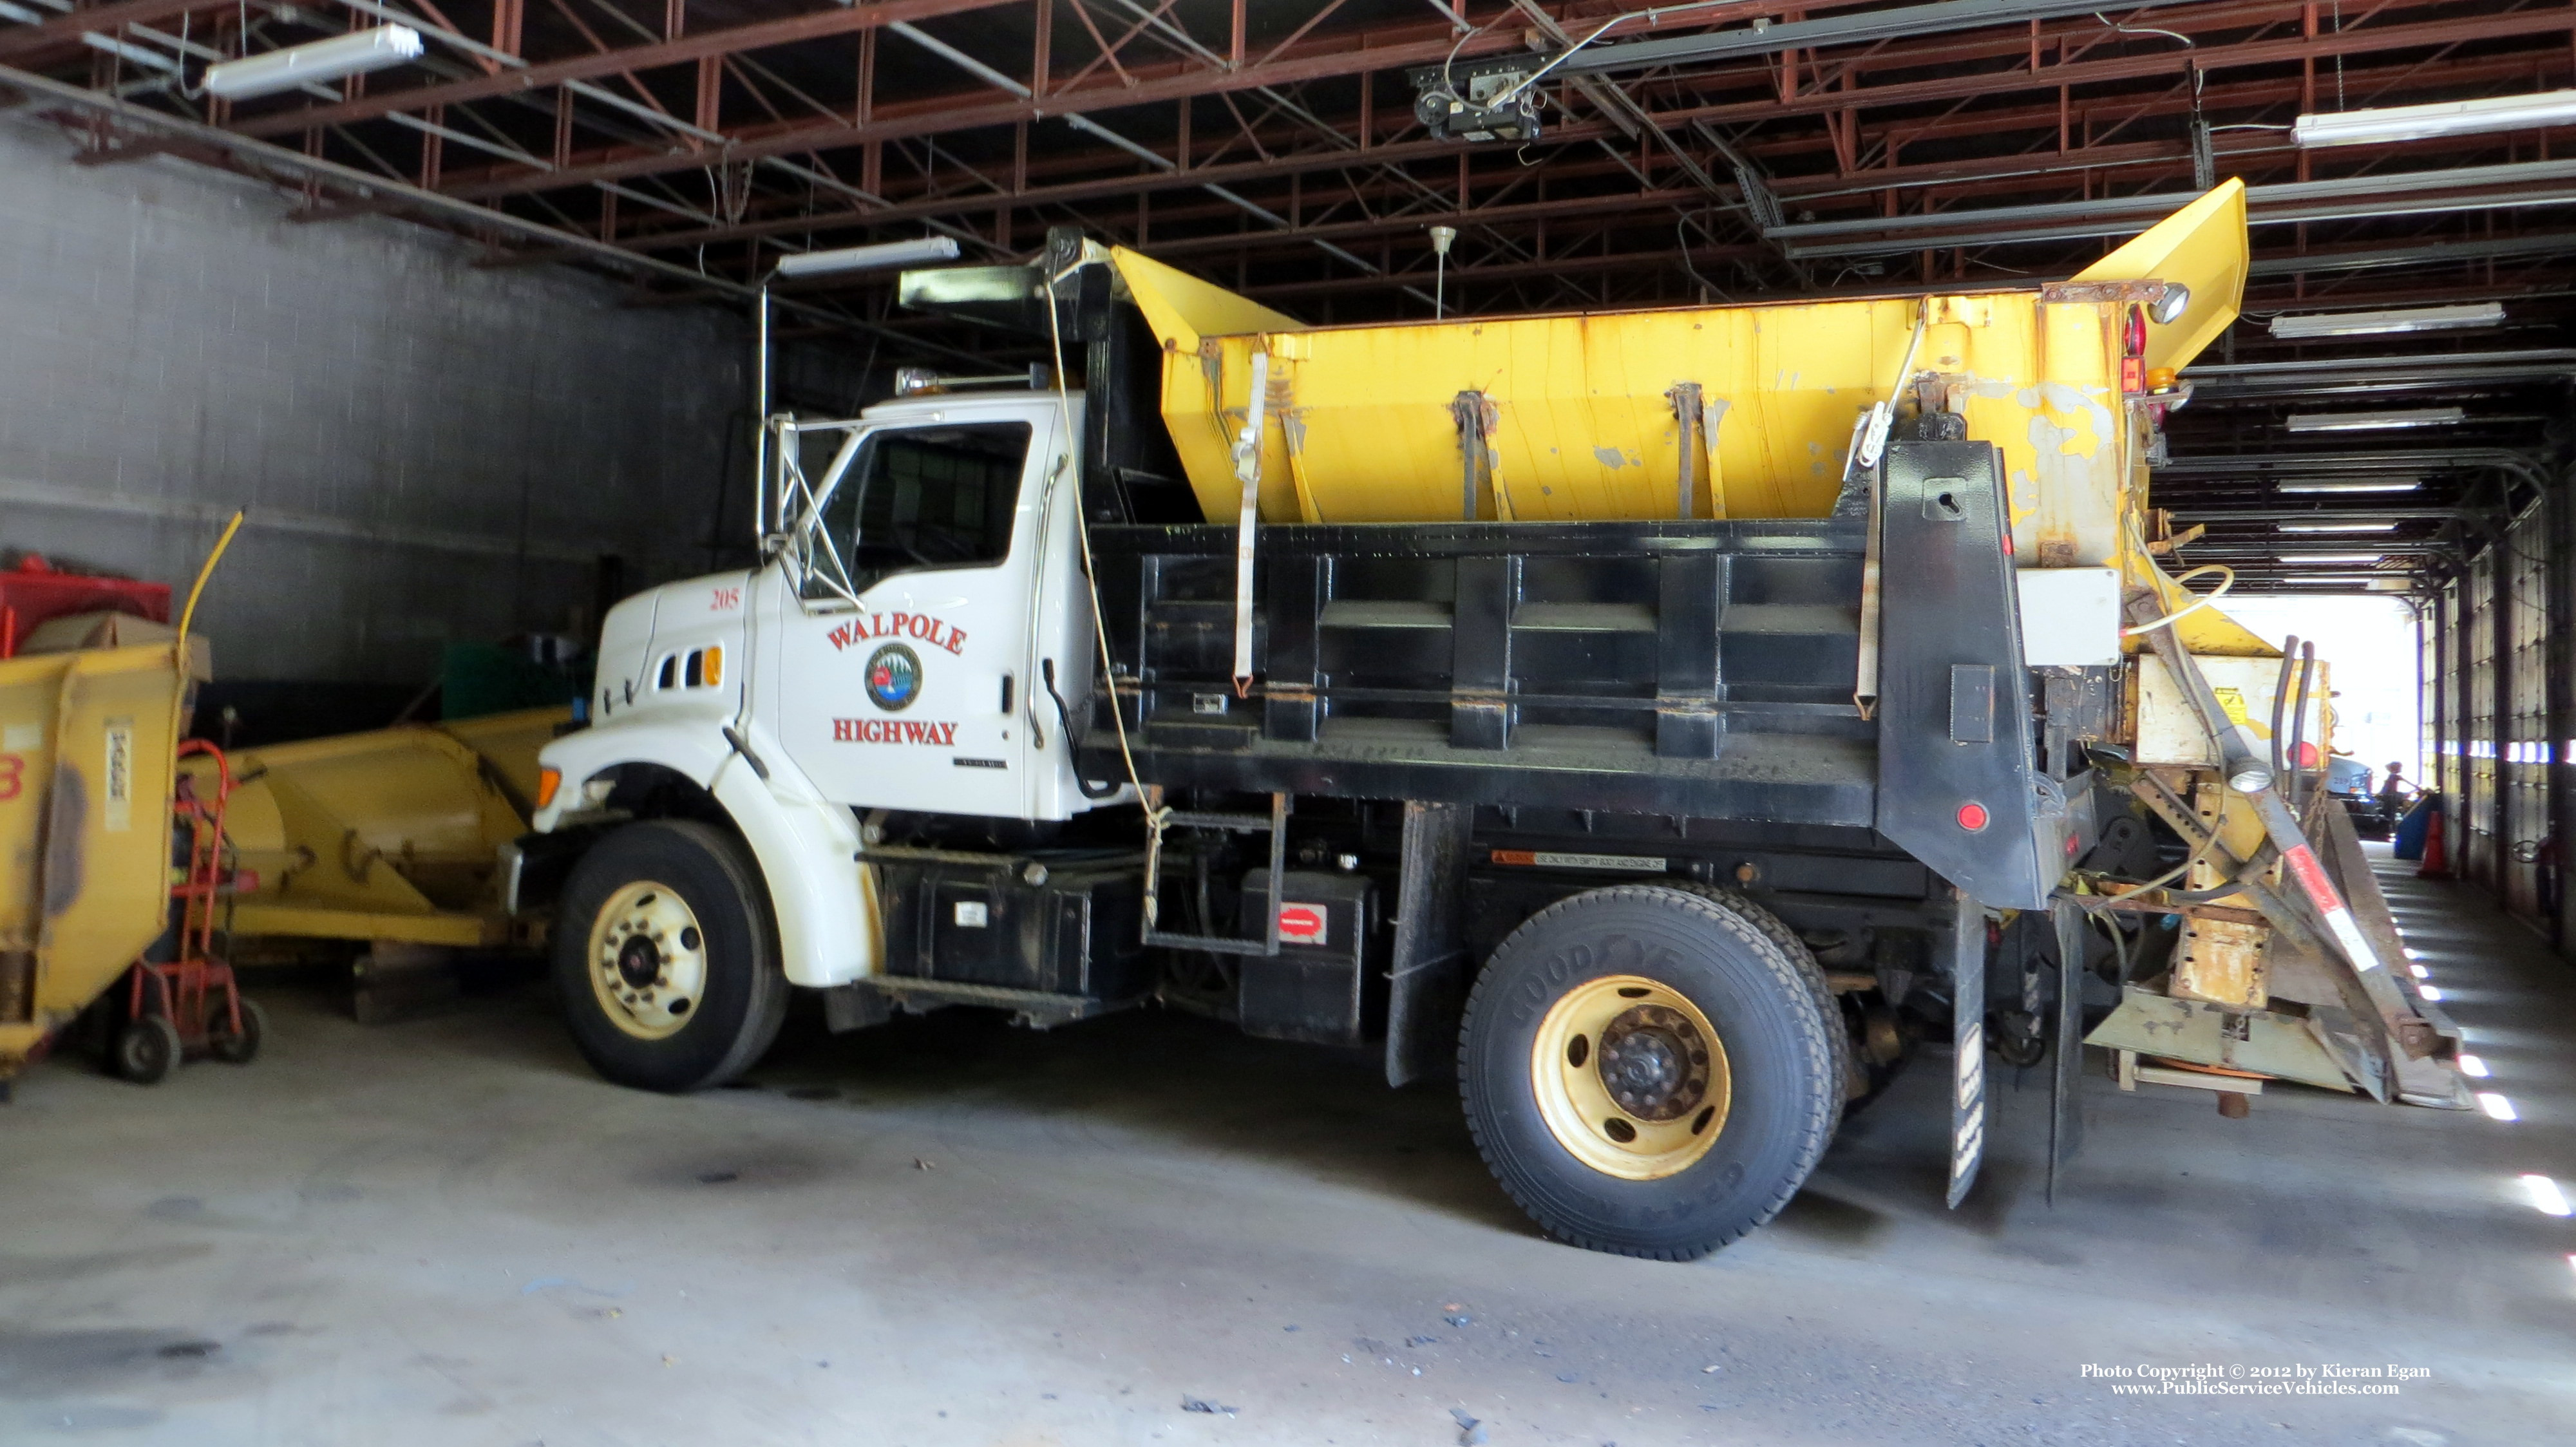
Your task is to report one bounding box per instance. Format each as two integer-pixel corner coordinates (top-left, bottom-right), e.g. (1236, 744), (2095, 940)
(2279, 521), (2398, 533)
(2278, 553), (2385, 563)
(2420, 984), (2445, 1001)
(2269, 303), (2505, 338)
(2522, 1175), (2573, 1216)
(2459, 1053), (2490, 1077)
(202, 26), (423, 100)
(2296, 91), (2576, 149)
(2409, 962), (2430, 978)
(2276, 479), (2424, 494)
(2479, 1092), (2519, 1122)
(773, 236), (961, 278)
(2286, 408), (2466, 433)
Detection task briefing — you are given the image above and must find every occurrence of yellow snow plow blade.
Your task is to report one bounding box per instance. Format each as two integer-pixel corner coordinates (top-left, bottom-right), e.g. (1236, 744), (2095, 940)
(187, 706), (567, 951)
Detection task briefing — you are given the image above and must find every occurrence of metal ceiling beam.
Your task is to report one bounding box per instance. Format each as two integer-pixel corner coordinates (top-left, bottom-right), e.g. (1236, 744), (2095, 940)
(2249, 233), (2576, 277)
(2159, 449), (2548, 486)
(1646, 9), (2576, 131)
(1241, 241), (1765, 299)
(0, 0), (230, 61)
(1555, 0), (2192, 76)
(2185, 350), (2576, 377)
(224, 0), (1021, 140)
(630, 164), (1686, 258)
(1772, 160), (2576, 241)
(419, 5), (2570, 206)
(422, 19), (1521, 202)
(2170, 509), (2477, 521)
(610, 46), (2540, 259)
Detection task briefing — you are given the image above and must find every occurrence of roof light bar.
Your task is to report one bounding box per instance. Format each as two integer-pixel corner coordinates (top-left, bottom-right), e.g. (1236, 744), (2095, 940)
(2285, 408), (2466, 433)
(2269, 303), (2505, 339)
(2295, 91), (2576, 149)
(202, 26), (424, 100)
(2278, 520), (2399, 532)
(2275, 479), (2425, 493)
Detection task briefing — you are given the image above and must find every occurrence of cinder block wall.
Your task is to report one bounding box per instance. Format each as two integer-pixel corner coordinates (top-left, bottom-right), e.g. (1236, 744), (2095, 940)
(0, 110), (780, 692)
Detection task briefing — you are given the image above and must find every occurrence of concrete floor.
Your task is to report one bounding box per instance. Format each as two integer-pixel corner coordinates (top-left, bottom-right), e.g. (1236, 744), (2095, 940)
(4, 856), (2571, 1446)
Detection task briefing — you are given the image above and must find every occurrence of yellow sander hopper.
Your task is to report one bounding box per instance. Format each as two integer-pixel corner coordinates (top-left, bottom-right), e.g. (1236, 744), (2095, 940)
(1113, 182), (2247, 578)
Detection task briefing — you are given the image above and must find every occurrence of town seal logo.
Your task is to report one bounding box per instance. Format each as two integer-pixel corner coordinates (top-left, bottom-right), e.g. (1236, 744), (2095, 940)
(865, 643), (923, 711)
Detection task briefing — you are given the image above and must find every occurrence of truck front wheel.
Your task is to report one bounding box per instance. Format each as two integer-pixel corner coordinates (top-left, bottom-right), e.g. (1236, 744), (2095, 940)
(552, 820), (788, 1092)
(1459, 885), (1839, 1259)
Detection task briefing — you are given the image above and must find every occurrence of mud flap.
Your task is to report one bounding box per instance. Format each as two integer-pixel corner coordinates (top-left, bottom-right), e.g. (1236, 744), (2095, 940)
(2048, 896), (2087, 1204)
(1385, 800), (1472, 1087)
(1946, 889), (1987, 1209)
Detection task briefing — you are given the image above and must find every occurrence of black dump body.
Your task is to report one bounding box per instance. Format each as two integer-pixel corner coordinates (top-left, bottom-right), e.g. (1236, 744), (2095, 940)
(1093, 516), (1875, 822)
(1077, 440), (2095, 914)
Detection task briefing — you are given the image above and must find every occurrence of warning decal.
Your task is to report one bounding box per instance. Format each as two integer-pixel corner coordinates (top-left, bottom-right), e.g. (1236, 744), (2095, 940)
(1276, 903), (1329, 943)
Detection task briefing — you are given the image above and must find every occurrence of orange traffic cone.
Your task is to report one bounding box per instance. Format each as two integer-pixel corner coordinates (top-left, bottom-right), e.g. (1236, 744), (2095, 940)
(2418, 808), (2449, 880)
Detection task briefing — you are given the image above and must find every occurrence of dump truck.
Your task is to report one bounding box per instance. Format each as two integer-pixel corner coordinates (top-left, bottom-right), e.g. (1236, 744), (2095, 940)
(516, 180), (2465, 1259)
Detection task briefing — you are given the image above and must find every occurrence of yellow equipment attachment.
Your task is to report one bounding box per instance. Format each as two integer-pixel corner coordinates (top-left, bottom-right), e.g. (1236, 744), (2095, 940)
(0, 642), (191, 1079)
(191, 706), (568, 951)
(1113, 180), (2248, 574)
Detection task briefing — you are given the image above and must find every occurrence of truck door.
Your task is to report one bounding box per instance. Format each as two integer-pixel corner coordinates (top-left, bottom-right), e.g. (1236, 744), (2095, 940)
(767, 405), (1058, 820)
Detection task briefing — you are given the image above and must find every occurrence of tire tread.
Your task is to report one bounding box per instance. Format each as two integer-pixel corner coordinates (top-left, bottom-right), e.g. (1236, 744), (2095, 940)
(553, 819), (788, 1092)
(1457, 883), (1840, 1260)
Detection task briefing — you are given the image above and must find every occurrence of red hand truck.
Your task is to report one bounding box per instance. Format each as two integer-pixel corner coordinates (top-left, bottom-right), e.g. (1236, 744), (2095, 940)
(109, 740), (263, 1083)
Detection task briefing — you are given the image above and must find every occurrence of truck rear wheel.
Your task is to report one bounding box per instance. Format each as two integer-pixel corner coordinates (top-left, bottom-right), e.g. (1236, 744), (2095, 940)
(552, 820), (788, 1093)
(1459, 884), (1839, 1260)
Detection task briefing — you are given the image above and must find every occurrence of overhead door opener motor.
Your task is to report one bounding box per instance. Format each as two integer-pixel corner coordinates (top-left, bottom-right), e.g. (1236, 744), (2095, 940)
(1408, 57), (1545, 144)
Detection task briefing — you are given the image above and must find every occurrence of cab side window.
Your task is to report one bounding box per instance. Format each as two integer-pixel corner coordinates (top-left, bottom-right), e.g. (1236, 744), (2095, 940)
(806, 422), (1030, 600)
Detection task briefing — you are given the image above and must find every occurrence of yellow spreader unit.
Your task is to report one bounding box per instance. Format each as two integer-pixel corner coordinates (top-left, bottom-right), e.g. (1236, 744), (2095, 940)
(0, 642), (190, 1081)
(1115, 182), (2250, 578)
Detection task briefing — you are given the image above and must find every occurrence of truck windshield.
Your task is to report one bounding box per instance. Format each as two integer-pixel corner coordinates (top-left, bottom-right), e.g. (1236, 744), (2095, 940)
(806, 422), (1030, 599)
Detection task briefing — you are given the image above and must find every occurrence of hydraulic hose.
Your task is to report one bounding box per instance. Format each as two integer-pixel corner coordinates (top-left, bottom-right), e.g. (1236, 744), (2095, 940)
(2268, 635), (2298, 784)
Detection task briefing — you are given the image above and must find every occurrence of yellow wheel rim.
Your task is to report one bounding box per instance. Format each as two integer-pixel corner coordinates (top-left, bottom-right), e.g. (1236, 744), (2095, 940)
(1530, 974), (1731, 1181)
(587, 880), (710, 1041)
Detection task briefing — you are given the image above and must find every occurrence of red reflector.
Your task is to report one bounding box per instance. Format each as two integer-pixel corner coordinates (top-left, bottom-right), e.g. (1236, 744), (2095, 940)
(1957, 802), (1990, 832)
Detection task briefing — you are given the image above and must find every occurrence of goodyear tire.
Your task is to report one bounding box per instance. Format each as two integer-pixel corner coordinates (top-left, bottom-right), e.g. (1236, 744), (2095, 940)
(553, 820), (788, 1093)
(1662, 881), (1852, 1119)
(1460, 884), (1839, 1260)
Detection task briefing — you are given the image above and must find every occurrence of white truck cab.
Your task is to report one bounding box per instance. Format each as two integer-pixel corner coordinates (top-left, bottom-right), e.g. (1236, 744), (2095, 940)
(530, 388), (1119, 1043)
